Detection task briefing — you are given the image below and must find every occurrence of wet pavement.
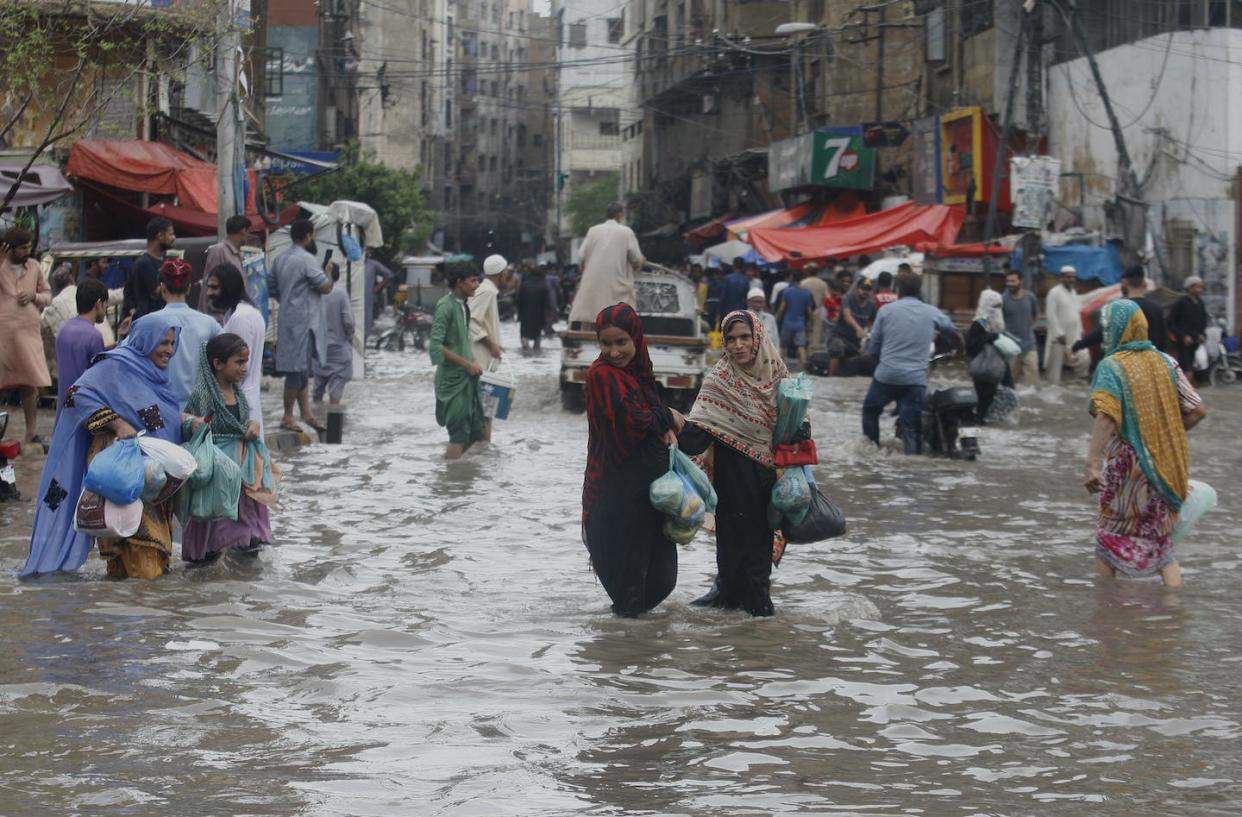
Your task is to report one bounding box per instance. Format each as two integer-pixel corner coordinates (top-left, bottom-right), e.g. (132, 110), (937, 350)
(1, 321), (1239, 816)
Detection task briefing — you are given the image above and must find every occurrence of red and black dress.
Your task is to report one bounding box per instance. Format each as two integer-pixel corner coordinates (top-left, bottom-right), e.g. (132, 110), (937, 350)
(582, 304), (677, 617)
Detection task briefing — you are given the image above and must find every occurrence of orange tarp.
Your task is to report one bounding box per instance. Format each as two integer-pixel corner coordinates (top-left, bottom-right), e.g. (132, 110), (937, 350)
(748, 202), (965, 264)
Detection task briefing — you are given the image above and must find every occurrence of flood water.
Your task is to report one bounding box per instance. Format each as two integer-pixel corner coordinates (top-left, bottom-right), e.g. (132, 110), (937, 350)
(2, 322), (1240, 816)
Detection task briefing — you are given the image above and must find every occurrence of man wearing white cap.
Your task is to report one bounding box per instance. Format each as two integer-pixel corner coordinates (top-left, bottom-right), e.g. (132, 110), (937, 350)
(1044, 264), (1087, 385)
(747, 286), (780, 344)
(469, 254), (506, 441)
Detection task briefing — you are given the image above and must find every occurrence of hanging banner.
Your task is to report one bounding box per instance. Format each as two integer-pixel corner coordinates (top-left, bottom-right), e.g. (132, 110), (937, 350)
(911, 115), (942, 205)
(1010, 155), (1062, 229)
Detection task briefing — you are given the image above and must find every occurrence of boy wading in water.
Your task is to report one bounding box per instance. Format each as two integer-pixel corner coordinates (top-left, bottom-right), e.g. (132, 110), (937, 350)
(431, 265), (486, 459)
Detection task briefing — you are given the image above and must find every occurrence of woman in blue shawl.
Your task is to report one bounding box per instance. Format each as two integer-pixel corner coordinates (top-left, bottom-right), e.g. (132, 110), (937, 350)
(21, 315), (186, 579)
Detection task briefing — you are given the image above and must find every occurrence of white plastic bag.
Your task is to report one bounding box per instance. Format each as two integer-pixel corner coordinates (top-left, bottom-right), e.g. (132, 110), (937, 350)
(137, 436), (197, 480)
(73, 488), (142, 538)
(1172, 480), (1217, 545)
(1193, 344), (1209, 372)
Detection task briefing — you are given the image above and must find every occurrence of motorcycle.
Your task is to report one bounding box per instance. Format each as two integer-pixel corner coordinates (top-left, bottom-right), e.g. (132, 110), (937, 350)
(0, 411), (21, 502)
(894, 354), (982, 460)
(1204, 321), (1242, 386)
(374, 304), (434, 352)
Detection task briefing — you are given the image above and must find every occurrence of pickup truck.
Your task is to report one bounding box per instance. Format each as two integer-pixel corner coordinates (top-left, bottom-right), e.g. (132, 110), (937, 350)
(560, 264), (708, 412)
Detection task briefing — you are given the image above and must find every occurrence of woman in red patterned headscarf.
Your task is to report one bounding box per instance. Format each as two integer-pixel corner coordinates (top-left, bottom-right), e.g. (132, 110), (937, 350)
(582, 303), (684, 617)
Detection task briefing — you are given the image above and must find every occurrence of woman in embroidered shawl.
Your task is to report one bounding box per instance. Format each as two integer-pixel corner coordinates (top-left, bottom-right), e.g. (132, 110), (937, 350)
(182, 333), (280, 562)
(582, 303), (682, 617)
(21, 315), (185, 579)
(1085, 300), (1206, 587)
(679, 310), (789, 616)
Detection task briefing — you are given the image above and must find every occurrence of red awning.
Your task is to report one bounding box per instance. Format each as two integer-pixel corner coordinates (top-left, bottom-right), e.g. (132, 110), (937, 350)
(748, 203), (965, 264)
(684, 214), (735, 247)
(917, 240), (1012, 257)
(66, 138), (257, 215)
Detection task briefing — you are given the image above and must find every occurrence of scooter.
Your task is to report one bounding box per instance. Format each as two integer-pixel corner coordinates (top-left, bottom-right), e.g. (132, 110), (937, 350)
(374, 303), (434, 352)
(0, 411), (21, 502)
(1205, 321), (1242, 386)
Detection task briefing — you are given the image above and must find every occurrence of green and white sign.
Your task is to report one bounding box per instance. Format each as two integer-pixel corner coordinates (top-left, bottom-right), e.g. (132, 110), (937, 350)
(768, 127), (876, 193)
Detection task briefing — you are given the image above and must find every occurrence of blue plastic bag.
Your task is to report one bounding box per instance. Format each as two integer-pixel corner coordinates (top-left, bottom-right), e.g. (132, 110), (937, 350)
(774, 374), (812, 444)
(341, 234), (364, 262)
(83, 437), (145, 505)
(650, 445), (715, 530)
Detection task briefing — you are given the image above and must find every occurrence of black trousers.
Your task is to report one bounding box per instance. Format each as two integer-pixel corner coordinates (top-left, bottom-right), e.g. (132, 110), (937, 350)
(585, 440), (678, 618)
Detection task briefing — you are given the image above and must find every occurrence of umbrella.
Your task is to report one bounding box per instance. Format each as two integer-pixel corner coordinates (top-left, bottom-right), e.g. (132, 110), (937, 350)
(859, 253), (924, 280)
(704, 239), (756, 264)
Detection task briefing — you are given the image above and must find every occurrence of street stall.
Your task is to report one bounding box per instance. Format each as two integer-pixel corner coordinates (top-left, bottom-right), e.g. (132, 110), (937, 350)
(747, 202), (964, 267)
(267, 200), (383, 379)
(919, 242), (1015, 326)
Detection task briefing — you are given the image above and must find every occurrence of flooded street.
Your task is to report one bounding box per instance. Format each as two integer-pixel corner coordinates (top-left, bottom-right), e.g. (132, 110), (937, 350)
(2, 321), (1240, 817)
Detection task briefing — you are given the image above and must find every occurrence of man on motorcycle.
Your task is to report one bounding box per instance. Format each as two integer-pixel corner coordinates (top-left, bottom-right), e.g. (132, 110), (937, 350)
(862, 269), (960, 455)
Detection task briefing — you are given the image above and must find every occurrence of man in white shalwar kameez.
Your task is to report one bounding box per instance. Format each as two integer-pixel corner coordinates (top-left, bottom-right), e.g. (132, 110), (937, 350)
(470, 254), (506, 441)
(1044, 264), (1088, 385)
(567, 202), (645, 328)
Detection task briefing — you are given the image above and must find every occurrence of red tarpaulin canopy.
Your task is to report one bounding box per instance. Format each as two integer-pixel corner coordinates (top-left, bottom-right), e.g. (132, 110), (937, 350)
(748, 202), (965, 264)
(67, 138), (257, 215)
(916, 240), (1012, 257)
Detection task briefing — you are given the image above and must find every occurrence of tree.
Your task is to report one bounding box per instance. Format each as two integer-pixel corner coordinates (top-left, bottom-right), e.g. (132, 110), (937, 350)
(567, 172), (619, 238)
(0, 0), (224, 212)
(292, 146), (433, 265)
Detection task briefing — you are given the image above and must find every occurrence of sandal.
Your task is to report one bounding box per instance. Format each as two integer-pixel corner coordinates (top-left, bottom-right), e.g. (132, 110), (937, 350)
(304, 418), (327, 432)
(278, 420), (303, 433)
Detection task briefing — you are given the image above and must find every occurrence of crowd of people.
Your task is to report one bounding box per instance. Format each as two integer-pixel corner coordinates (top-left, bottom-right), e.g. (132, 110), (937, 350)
(6, 213), (366, 579)
(2, 199), (1222, 600)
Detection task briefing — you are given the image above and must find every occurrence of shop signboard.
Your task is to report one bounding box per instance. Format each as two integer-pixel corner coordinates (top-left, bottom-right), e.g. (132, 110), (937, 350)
(768, 127), (877, 193)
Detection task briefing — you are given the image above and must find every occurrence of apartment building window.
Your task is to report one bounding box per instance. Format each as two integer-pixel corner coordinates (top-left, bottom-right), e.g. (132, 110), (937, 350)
(516, 124), (526, 147)
(491, 44), (498, 60)
(445, 99), (453, 128)
(421, 81), (430, 126)
(607, 17), (623, 44)
(462, 68), (478, 94)
(568, 21), (587, 48)
(491, 118), (498, 135)
(264, 48), (283, 97)
(926, 4), (945, 62)
(533, 133), (543, 147)
(600, 120), (619, 137)
(492, 3), (500, 23)
(462, 31), (478, 58)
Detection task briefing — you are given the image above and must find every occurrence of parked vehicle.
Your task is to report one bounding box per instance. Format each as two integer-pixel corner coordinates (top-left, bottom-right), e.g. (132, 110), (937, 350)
(0, 412), (20, 502)
(1205, 321), (1242, 386)
(374, 303), (434, 352)
(560, 264), (707, 413)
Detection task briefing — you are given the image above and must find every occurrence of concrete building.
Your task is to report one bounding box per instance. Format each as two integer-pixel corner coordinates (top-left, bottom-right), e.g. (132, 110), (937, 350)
(356, 0), (447, 205)
(1049, 26), (1242, 330)
(550, 0), (630, 253)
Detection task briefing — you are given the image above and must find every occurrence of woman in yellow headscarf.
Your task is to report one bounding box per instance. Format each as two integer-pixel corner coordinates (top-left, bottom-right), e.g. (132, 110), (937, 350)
(1084, 300), (1206, 586)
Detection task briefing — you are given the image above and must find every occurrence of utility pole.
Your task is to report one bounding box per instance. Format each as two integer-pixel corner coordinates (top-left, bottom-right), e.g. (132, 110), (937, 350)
(1049, 0), (1150, 259)
(215, 0), (242, 239)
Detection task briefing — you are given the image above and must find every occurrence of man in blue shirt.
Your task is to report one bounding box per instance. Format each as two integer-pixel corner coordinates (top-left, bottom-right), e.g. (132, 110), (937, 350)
(775, 270), (815, 368)
(152, 257), (222, 408)
(717, 258), (751, 322)
(862, 269), (959, 455)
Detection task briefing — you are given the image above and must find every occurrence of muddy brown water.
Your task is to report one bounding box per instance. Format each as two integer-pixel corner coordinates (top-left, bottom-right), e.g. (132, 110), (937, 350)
(1, 323), (1239, 816)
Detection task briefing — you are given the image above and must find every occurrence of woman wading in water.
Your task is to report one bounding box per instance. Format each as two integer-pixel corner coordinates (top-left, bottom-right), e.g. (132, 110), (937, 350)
(1085, 300), (1205, 586)
(680, 311), (788, 616)
(581, 303), (684, 617)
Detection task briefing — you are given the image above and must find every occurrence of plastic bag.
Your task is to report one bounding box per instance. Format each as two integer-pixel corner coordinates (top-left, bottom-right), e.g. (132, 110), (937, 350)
(993, 333), (1021, 361)
(182, 425), (217, 489)
(770, 466), (812, 527)
(784, 471), (847, 544)
(671, 446), (716, 513)
(1172, 479), (1217, 545)
(968, 344), (1006, 385)
(773, 374), (812, 444)
(663, 517), (700, 545)
(650, 445), (714, 534)
(138, 436), (198, 480)
(83, 437), (145, 505)
(1193, 344), (1209, 372)
(73, 488), (142, 538)
(184, 446), (242, 521)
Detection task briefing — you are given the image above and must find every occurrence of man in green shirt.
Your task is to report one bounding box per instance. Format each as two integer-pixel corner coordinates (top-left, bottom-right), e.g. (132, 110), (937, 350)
(430, 265), (485, 459)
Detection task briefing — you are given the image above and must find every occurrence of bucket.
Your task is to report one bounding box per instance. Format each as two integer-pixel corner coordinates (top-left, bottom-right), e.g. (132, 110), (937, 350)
(479, 365), (517, 420)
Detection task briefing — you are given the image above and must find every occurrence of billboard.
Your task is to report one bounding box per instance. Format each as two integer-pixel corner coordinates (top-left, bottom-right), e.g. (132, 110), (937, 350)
(768, 127), (877, 193)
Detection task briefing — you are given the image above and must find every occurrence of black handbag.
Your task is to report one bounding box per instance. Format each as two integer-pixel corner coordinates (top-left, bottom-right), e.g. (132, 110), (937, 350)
(784, 485), (847, 544)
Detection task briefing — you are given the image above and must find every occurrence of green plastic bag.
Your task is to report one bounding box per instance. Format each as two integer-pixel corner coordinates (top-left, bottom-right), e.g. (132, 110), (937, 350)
(180, 425), (242, 521)
(770, 466), (812, 527)
(773, 374), (812, 444)
(183, 425), (216, 489)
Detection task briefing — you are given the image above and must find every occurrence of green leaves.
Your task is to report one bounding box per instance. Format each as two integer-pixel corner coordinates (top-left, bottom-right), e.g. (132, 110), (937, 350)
(567, 172), (620, 238)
